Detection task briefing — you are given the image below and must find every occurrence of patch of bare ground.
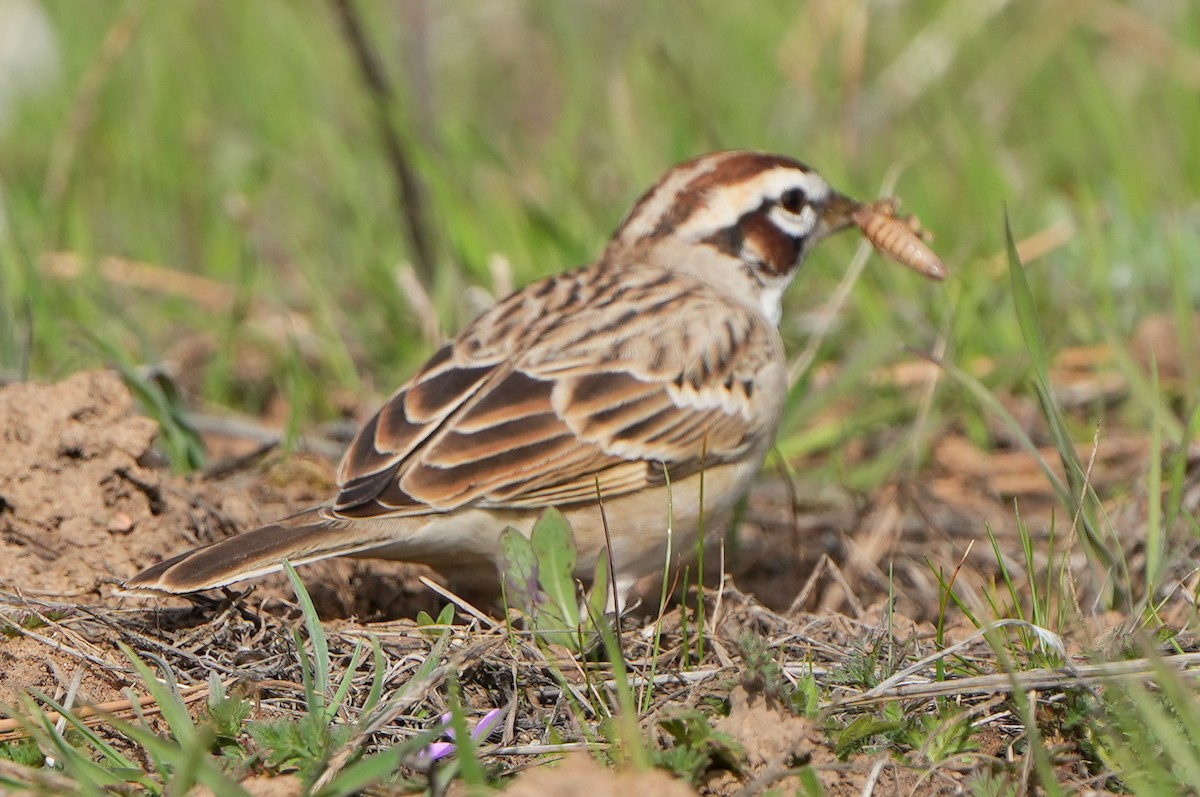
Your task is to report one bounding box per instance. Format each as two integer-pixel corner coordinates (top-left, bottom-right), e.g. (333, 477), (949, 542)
(504, 754), (698, 796)
(0, 366), (1197, 794)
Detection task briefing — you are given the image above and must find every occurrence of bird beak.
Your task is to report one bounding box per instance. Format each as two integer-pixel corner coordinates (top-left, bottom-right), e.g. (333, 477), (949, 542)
(815, 190), (861, 240)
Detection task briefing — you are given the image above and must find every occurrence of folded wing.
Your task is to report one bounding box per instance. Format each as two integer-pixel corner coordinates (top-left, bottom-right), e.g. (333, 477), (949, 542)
(332, 265), (780, 521)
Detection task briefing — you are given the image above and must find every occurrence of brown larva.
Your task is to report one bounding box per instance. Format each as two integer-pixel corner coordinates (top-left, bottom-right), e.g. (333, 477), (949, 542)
(852, 199), (947, 280)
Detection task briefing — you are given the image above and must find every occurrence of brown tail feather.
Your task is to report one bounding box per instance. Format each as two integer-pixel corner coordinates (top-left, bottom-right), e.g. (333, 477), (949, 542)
(121, 508), (393, 595)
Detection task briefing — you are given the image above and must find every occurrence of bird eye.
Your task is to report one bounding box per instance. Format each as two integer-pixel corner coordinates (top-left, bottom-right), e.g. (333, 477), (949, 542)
(779, 188), (807, 214)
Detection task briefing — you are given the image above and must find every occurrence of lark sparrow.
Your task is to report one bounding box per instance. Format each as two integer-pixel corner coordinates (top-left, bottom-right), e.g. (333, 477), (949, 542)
(124, 151), (943, 608)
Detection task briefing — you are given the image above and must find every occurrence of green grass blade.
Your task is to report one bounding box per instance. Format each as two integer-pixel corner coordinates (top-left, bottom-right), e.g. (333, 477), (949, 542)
(284, 561), (331, 718)
(1004, 210), (1114, 571)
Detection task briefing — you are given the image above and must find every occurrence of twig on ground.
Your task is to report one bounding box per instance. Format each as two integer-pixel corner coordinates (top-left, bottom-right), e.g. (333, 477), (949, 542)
(0, 684), (211, 741)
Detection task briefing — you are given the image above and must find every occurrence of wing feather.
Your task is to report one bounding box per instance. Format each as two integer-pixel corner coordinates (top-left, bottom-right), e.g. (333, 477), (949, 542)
(331, 264), (781, 519)
(486, 461), (651, 508)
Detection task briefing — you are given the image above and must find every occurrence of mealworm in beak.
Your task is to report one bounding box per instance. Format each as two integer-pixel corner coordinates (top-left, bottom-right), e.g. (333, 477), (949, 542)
(852, 199), (947, 280)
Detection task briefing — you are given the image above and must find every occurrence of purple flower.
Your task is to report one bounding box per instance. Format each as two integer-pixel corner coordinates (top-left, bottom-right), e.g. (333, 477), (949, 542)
(417, 707), (505, 764)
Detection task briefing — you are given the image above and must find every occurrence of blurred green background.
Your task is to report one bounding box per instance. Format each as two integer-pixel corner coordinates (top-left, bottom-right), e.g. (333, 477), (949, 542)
(1, 0), (1197, 479)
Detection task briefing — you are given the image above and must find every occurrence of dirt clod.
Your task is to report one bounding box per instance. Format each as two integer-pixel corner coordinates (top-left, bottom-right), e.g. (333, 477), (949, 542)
(717, 685), (814, 771)
(504, 754), (698, 797)
(0, 370), (177, 596)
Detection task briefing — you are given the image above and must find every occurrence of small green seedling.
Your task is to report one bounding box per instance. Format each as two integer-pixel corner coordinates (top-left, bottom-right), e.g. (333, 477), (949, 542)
(498, 508), (609, 652)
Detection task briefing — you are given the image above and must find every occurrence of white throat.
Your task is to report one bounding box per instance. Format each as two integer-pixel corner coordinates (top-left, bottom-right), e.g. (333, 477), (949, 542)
(755, 272), (795, 325)
(637, 236), (794, 326)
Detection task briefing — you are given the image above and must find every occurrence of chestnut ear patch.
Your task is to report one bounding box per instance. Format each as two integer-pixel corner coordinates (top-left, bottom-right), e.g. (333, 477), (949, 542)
(741, 209), (803, 276)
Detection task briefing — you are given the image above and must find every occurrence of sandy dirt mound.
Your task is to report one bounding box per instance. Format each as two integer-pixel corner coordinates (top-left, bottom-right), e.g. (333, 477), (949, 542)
(505, 753), (698, 797)
(0, 370), (439, 618)
(0, 370), (193, 597)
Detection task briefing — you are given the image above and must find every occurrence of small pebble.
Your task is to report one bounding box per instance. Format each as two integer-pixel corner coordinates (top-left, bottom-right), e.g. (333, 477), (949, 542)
(107, 512), (134, 534)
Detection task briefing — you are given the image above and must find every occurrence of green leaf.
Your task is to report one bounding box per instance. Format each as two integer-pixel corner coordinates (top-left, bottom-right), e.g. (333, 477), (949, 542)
(833, 716), (900, 759)
(658, 708), (745, 779)
(0, 738), (43, 768)
(498, 526), (539, 614)
(530, 508), (579, 628)
(311, 747), (404, 797)
(447, 676), (488, 788)
(415, 604), (456, 641)
(796, 765), (827, 796)
(532, 601), (577, 649)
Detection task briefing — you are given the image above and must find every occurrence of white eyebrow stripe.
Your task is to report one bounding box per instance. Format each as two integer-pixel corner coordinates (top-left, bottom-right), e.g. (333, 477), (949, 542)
(678, 168), (830, 241)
